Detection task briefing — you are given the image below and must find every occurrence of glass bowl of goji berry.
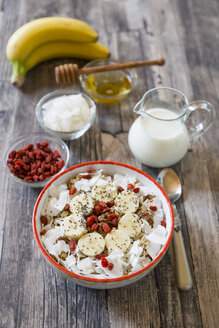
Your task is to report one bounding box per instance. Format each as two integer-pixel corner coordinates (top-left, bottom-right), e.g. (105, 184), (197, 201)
(4, 132), (69, 188)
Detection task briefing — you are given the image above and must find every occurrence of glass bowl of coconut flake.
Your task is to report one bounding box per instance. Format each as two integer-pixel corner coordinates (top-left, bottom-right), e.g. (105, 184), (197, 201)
(36, 90), (96, 140)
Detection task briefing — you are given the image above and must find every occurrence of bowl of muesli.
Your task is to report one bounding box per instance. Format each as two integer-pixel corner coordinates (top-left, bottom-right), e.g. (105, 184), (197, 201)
(33, 161), (174, 289)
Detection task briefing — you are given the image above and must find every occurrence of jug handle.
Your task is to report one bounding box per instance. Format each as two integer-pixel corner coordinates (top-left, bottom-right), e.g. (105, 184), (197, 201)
(187, 100), (215, 144)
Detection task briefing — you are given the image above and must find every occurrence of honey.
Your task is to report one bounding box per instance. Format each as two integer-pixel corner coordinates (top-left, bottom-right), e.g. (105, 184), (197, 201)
(84, 70), (132, 104)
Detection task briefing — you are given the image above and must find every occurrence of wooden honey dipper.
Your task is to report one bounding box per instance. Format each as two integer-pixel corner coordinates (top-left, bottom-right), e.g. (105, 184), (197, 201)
(55, 58), (165, 85)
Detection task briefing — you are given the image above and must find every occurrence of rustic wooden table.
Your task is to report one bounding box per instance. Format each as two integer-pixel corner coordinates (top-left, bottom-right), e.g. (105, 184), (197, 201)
(0, 0), (218, 327)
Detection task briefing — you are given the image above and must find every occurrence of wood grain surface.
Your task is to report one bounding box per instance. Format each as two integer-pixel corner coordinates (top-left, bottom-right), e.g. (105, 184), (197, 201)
(0, 0), (218, 327)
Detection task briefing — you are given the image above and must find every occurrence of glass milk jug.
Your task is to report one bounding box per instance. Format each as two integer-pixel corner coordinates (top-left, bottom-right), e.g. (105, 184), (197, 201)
(128, 87), (215, 168)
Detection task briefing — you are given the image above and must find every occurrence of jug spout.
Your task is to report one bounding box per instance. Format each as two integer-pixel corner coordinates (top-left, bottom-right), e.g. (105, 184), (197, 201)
(133, 98), (145, 114)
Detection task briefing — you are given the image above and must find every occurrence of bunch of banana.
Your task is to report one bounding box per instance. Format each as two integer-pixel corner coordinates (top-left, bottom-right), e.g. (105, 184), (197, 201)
(6, 17), (110, 87)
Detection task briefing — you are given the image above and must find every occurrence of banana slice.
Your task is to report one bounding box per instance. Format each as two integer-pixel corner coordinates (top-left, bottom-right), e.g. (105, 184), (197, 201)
(78, 232), (105, 256)
(105, 229), (131, 253)
(60, 214), (87, 240)
(92, 182), (118, 203)
(118, 213), (142, 239)
(114, 190), (139, 214)
(70, 192), (94, 217)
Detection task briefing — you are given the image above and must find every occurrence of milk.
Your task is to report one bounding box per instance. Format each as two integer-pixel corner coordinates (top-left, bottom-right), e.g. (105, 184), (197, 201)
(128, 108), (190, 167)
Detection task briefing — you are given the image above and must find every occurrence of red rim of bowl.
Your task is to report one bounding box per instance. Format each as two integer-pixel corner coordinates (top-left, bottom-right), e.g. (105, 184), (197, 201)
(33, 161), (174, 283)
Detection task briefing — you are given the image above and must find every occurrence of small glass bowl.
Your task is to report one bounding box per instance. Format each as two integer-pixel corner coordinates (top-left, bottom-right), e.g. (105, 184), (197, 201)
(36, 90), (96, 140)
(79, 59), (138, 105)
(4, 133), (69, 188)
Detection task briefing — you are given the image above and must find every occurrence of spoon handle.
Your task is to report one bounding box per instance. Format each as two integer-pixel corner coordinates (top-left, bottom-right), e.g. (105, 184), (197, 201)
(172, 206), (193, 290)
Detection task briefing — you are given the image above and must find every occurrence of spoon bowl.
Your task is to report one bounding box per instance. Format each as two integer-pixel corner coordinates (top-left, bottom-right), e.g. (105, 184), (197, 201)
(157, 168), (182, 203)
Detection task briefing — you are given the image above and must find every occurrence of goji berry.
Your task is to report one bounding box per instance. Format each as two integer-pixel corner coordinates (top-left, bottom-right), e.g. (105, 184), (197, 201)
(28, 152), (34, 159)
(18, 174), (25, 179)
(108, 263), (114, 271)
(102, 208), (110, 214)
(102, 222), (111, 233)
(118, 186), (124, 192)
(127, 183), (134, 190)
(40, 229), (47, 235)
(91, 223), (98, 231)
(95, 253), (108, 259)
(86, 215), (97, 227)
(98, 201), (107, 208)
(41, 141), (49, 148)
(15, 159), (24, 167)
(44, 164), (51, 170)
(64, 204), (70, 211)
(111, 218), (118, 228)
(69, 239), (76, 252)
(86, 168), (96, 173)
(36, 160), (41, 168)
(24, 176), (32, 181)
(44, 171), (51, 177)
(133, 187), (140, 193)
(107, 201), (114, 207)
(40, 215), (48, 225)
(81, 174), (91, 179)
(23, 164), (30, 171)
(17, 149), (25, 155)
(33, 148), (41, 155)
(31, 163), (37, 170)
(22, 155), (30, 163)
(161, 220), (166, 227)
(44, 147), (52, 153)
(24, 144), (34, 151)
(101, 257), (108, 267)
(93, 205), (101, 215)
(53, 150), (61, 158)
(53, 167), (58, 173)
(150, 206), (157, 211)
(45, 155), (51, 163)
(108, 213), (118, 221)
(57, 160), (64, 169)
(69, 187), (77, 195)
(30, 169), (37, 176)
(8, 150), (16, 159)
(40, 150), (47, 157)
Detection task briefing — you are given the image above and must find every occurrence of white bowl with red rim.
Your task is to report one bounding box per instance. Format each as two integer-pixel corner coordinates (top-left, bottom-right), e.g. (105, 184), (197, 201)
(33, 161), (174, 289)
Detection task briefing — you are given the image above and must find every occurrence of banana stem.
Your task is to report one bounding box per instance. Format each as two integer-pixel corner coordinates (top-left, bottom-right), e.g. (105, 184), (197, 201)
(11, 61), (26, 87)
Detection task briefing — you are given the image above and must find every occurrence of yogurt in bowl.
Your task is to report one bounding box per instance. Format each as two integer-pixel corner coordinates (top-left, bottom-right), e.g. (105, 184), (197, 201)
(33, 161), (174, 289)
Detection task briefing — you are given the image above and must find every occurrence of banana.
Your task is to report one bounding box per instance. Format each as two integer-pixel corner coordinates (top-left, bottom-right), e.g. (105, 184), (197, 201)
(70, 192), (94, 217)
(118, 213), (142, 238)
(105, 229), (131, 253)
(78, 232), (105, 256)
(92, 182), (118, 203)
(60, 214), (87, 240)
(10, 41), (110, 86)
(6, 17), (98, 63)
(114, 190), (139, 214)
